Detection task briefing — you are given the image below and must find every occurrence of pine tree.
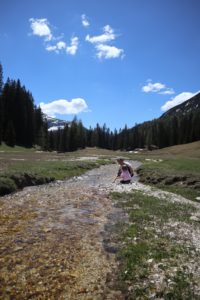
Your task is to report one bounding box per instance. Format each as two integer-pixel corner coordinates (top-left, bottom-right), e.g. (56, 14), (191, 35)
(0, 63), (3, 144)
(86, 126), (93, 147)
(37, 121), (48, 150)
(5, 120), (16, 147)
(145, 125), (153, 150)
(48, 130), (55, 151)
(91, 124), (99, 147)
(34, 106), (44, 145)
(0, 62), (3, 95)
(112, 129), (118, 150)
(0, 96), (2, 145)
(76, 120), (86, 149)
(191, 112), (200, 141)
(68, 117), (78, 151)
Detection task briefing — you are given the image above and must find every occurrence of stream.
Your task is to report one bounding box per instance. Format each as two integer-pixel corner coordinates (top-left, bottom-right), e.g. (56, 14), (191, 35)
(0, 161), (140, 299)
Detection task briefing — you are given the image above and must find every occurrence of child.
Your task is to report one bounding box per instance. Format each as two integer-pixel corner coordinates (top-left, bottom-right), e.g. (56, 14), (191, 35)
(114, 164), (132, 184)
(116, 158), (134, 177)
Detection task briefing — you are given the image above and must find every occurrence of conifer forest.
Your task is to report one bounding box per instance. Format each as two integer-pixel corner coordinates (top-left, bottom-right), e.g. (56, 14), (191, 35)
(0, 63), (199, 152)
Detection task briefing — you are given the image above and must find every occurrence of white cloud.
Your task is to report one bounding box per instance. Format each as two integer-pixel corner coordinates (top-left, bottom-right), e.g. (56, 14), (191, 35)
(142, 80), (175, 95)
(29, 18), (52, 41)
(46, 41), (66, 53)
(40, 98), (89, 116)
(142, 81), (165, 93)
(81, 14), (90, 27)
(159, 89), (175, 95)
(29, 18), (123, 59)
(86, 25), (115, 44)
(66, 37), (79, 55)
(85, 24), (124, 60)
(161, 91), (199, 112)
(96, 44), (124, 59)
(45, 45), (57, 52)
(46, 37), (78, 55)
(57, 41), (66, 50)
(29, 18), (79, 56)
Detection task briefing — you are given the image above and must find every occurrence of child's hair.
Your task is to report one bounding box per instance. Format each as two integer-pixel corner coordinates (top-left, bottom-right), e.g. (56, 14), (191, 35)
(117, 158), (124, 163)
(122, 164), (128, 171)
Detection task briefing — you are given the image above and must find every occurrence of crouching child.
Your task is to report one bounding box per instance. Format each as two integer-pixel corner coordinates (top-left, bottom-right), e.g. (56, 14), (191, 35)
(113, 164), (132, 184)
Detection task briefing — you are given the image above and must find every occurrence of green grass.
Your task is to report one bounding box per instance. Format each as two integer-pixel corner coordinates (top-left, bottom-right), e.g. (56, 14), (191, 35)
(112, 191), (195, 223)
(156, 185), (200, 202)
(0, 145), (116, 196)
(133, 156), (200, 201)
(127, 144), (200, 202)
(1, 159), (111, 179)
(111, 191), (200, 299)
(0, 143), (36, 153)
(0, 156), (113, 196)
(140, 157), (200, 175)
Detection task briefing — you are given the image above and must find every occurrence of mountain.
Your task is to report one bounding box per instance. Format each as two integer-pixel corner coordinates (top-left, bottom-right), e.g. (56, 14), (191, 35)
(160, 92), (200, 119)
(43, 114), (70, 131)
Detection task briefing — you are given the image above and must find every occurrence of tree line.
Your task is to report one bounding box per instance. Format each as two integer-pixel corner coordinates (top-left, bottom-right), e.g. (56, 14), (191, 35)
(118, 112), (200, 151)
(0, 62), (199, 151)
(0, 75), (44, 148)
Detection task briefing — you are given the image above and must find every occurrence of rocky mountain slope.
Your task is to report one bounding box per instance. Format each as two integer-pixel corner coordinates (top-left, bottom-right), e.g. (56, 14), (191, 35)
(43, 114), (70, 131)
(161, 92), (200, 119)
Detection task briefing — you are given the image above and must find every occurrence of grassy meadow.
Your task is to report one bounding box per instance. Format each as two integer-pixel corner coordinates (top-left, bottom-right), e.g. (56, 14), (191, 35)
(0, 141), (200, 199)
(111, 191), (200, 299)
(127, 141), (200, 201)
(0, 144), (117, 196)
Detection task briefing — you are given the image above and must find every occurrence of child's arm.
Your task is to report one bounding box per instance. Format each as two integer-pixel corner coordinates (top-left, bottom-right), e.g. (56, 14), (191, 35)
(113, 175), (120, 183)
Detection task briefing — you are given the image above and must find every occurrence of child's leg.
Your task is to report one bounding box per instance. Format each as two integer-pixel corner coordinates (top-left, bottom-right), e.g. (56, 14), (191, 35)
(120, 180), (131, 184)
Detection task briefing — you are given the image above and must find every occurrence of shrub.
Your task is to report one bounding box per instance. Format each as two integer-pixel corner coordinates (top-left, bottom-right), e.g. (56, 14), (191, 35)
(0, 177), (17, 196)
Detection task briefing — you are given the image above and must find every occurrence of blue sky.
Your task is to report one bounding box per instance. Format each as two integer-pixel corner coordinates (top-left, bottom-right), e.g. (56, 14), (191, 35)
(1, 0), (200, 130)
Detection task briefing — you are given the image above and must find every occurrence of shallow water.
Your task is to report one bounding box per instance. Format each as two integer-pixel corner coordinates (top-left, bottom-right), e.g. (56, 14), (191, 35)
(1, 162), (138, 299)
(2, 160), (200, 299)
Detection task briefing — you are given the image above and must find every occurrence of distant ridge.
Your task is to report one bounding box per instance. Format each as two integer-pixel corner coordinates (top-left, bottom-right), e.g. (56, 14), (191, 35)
(43, 114), (70, 131)
(160, 92), (200, 119)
